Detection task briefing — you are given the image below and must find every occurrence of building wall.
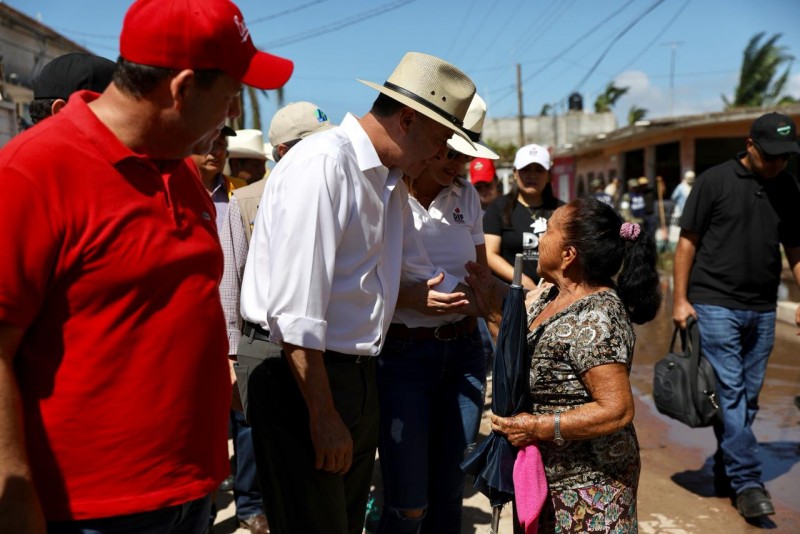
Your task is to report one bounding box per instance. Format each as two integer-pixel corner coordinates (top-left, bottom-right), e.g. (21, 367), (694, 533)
(482, 111), (617, 149)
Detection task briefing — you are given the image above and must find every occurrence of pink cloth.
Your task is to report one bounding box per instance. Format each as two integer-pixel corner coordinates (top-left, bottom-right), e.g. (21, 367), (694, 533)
(513, 443), (548, 533)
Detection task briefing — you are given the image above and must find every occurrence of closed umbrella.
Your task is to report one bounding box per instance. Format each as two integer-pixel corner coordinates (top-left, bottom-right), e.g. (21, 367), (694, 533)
(462, 253), (530, 532)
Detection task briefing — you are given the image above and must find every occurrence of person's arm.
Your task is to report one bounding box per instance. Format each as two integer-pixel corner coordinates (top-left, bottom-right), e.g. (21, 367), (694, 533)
(220, 196), (248, 356)
(485, 234), (536, 289)
(785, 245), (800, 334)
(282, 342), (352, 474)
(490, 363), (634, 446)
(0, 323), (46, 534)
(672, 230), (699, 328)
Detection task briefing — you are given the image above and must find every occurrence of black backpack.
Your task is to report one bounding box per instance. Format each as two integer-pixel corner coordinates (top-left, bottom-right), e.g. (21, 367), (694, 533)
(653, 317), (719, 428)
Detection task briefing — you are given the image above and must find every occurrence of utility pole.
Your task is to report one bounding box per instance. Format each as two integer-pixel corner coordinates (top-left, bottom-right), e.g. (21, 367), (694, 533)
(516, 63), (524, 147)
(662, 41), (684, 116)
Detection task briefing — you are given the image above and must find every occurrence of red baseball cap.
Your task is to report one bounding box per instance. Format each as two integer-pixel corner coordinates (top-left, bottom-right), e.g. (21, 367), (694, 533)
(120, 0), (293, 90)
(470, 158), (496, 185)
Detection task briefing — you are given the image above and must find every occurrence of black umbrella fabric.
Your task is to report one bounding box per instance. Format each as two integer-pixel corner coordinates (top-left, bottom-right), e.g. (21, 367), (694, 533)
(462, 254), (530, 516)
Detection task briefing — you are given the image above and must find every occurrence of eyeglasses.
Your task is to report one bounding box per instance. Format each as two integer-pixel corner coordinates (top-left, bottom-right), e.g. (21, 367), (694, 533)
(754, 142), (792, 163)
(446, 149), (473, 162)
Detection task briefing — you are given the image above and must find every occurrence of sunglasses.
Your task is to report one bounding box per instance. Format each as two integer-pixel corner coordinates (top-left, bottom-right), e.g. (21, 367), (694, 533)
(754, 142), (792, 163)
(446, 149), (473, 162)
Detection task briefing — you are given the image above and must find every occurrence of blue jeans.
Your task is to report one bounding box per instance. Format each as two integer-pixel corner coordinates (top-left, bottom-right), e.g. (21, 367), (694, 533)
(48, 495), (212, 534)
(376, 327), (486, 534)
(694, 304), (775, 494)
(229, 410), (264, 520)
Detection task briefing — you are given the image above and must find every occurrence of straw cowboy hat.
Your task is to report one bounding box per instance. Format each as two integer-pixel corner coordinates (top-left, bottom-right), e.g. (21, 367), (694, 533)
(446, 93), (498, 160)
(358, 52), (476, 147)
(227, 129), (267, 160)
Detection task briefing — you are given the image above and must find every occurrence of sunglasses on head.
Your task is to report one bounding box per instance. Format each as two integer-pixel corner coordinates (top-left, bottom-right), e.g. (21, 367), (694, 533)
(446, 149), (473, 162)
(754, 142), (792, 163)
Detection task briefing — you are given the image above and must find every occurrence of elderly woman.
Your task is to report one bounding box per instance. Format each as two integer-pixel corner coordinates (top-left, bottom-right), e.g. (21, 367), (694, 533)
(468, 197), (661, 532)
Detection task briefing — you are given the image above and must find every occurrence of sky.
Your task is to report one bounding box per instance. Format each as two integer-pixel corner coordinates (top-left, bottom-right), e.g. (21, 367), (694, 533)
(10, 0), (800, 129)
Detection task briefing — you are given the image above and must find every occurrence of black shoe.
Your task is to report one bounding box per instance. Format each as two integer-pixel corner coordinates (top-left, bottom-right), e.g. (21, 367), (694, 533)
(735, 487), (775, 518)
(218, 474), (234, 493)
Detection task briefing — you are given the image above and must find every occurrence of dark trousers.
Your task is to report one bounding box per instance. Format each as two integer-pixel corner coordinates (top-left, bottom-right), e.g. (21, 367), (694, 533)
(229, 410), (264, 519)
(237, 339), (378, 534)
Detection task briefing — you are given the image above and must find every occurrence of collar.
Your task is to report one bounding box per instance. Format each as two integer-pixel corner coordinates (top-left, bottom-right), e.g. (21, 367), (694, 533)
(64, 90), (180, 174)
(340, 112), (400, 187)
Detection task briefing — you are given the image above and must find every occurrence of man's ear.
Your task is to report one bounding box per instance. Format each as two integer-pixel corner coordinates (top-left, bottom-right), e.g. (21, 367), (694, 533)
(50, 99), (67, 116)
(398, 106), (416, 134)
(169, 69), (196, 108)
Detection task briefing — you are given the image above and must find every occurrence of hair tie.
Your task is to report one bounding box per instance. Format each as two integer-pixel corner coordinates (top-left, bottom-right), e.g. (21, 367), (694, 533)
(620, 222), (641, 241)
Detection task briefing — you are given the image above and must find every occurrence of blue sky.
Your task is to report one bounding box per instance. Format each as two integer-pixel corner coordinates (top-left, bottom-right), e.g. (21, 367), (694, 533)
(12, 0), (800, 128)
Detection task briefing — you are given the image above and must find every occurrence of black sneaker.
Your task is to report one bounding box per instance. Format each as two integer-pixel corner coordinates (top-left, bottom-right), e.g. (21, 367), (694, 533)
(735, 487), (775, 518)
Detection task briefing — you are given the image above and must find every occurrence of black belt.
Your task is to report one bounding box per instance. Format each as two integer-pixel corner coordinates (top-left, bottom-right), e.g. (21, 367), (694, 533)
(243, 323), (371, 364)
(243, 321), (270, 342)
(387, 317), (477, 341)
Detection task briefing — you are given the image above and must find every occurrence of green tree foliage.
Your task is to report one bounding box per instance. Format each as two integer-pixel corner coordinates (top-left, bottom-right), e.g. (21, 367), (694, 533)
(627, 105), (648, 125)
(594, 82), (629, 113)
(724, 32), (796, 109)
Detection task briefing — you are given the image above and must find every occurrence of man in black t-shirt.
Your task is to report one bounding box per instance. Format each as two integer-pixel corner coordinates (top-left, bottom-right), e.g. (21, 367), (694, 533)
(673, 112), (800, 521)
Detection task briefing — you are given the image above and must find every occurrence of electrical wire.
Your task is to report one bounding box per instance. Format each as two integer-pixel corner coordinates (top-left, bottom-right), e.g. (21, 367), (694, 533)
(615, 0), (692, 75)
(490, 0), (636, 108)
(262, 0), (417, 50)
(248, 0), (328, 25)
(571, 0), (668, 93)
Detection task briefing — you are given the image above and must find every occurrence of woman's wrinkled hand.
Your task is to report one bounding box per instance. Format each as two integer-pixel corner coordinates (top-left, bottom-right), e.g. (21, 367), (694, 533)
(464, 261), (505, 324)
(490, 413), (540, 447)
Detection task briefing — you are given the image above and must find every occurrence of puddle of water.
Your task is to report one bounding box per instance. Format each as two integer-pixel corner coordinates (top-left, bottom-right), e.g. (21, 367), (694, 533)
(631, 274), (800, 512)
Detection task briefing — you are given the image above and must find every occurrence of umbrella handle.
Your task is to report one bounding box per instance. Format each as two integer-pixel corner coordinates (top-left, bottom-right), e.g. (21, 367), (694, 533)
(512, 253), (523, 288)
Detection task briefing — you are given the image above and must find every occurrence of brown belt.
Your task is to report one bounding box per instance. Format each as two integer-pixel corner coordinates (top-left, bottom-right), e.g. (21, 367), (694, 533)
(387, 317), (477, 341)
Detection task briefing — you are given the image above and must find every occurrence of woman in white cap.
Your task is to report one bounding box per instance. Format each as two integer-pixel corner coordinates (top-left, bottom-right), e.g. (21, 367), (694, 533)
(484, 144), (565, 290)
(376, 94), (498, 534)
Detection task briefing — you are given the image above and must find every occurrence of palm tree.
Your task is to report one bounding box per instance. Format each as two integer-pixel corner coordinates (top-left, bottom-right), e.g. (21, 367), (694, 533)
(231, 88), (286, 131)
(724, 32), (796, 109)
(627, 105), (648, 125)
(594, 82), (629, 113)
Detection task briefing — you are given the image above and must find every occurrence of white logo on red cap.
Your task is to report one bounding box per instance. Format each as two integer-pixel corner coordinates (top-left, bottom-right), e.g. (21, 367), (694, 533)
(233, 15), (250, 43)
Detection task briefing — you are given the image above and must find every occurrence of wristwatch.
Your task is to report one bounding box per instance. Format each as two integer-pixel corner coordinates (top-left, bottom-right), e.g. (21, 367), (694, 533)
(553, 411), (565, 447)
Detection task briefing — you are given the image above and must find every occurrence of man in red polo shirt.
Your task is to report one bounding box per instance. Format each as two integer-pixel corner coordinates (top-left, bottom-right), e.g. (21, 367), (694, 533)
(0, 1), (292, 532)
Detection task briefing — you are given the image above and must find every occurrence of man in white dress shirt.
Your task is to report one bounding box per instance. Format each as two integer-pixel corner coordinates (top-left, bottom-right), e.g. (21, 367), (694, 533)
(238, 52), (476, 534)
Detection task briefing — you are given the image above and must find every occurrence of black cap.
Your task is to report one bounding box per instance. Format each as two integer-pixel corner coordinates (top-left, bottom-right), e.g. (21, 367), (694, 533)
(750, 112), (800, 155)
(32, 53), (116, 100)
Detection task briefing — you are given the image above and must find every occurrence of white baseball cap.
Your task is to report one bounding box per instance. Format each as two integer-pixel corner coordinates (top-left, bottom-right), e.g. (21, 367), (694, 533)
(513, 143), (551, 171)
(268, 102), (335, 147)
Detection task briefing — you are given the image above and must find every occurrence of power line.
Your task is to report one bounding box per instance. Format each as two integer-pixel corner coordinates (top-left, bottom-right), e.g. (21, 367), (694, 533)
(249, 0), (328, 25)
(571, 0), (668, 93)
(466, 0), (523, 73)
(491, 0), (636, 107)
(262, 0), (417, 50)
(615, 0), (692, 74)
(446, 0), (479, 59)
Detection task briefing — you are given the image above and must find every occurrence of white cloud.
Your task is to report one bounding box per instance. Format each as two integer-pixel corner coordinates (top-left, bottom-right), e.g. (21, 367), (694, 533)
(787, 73), (800, 99)
(610, 70), (730, 123)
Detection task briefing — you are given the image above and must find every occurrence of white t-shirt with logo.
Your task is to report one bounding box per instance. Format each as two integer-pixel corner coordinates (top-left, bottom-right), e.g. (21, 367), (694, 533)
(393, 180), (485, 328)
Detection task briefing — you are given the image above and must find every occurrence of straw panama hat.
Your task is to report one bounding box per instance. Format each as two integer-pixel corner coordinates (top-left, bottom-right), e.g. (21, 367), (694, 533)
(447, 93), (499, 160)
(228, 129), (267, 160)
(358, 52), (476, 147)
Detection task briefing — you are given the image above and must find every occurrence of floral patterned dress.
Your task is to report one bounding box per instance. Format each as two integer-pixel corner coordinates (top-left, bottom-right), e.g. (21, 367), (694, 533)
(524, 288), (640, 534)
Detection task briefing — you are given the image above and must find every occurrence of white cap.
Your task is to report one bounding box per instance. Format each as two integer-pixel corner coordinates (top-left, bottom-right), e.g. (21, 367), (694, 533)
(228, 129), (267, 160)
(268, 101), (334, 147)
(446, 93), (499, 160)
(513, 143), (551, 171)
